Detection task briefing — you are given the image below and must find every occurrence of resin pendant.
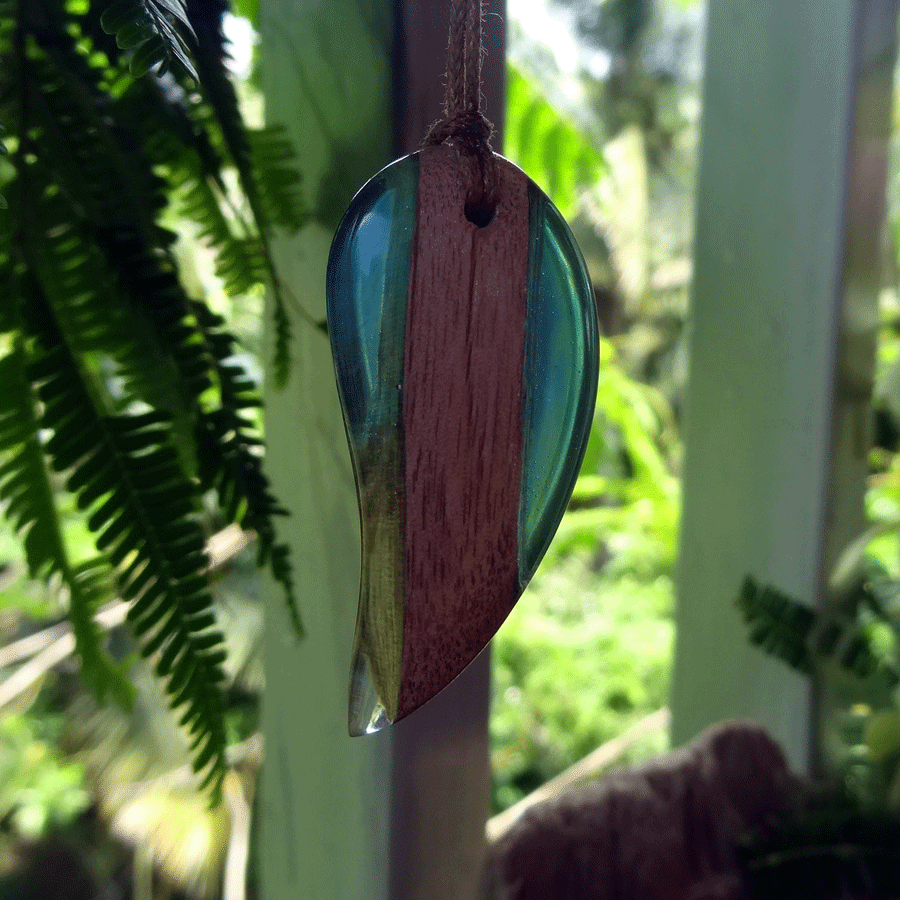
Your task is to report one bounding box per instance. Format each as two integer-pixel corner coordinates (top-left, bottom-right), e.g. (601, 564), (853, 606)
(326, 145), (598, 735)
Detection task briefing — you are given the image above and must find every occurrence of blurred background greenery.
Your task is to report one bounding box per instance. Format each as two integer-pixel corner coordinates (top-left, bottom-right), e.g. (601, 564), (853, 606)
(490, 0), (698, 815)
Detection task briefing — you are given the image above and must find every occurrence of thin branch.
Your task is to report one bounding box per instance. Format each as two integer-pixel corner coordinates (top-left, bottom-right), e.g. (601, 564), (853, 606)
(0, 609), (70, 667)
(223, 771), (252, 900)
(0, 627), (74, 708)
(0, 524), (255, 706)
(485, 706), (671, 843)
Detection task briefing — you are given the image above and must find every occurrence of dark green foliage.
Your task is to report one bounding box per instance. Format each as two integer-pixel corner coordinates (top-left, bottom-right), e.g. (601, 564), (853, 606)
(184, 0), (303, 386)
(737, 576), (900, 703)
(739, 791), (900, 900)
(0, 340), (135, 708)
(100, 0), (198, 78)
(0, 0), (305, 795)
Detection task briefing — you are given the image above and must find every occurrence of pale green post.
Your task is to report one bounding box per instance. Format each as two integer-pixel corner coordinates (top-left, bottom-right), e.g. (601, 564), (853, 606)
(671, 1), (897, 769)
(258, 3), (395, 898)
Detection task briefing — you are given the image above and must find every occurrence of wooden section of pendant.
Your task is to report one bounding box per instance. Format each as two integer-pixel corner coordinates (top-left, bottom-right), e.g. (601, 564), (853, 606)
(398, 145), (530, 720)
(327, 145), (599, 735)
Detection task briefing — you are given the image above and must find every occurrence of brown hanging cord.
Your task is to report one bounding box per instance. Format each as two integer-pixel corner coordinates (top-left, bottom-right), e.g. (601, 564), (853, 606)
(424, 0), (498, 226)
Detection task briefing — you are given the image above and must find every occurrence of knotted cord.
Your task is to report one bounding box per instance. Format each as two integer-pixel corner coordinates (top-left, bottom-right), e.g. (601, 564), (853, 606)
(425, 0), (498, 225)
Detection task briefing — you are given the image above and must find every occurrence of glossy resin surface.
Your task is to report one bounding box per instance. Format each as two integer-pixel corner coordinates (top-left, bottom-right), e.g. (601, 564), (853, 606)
(326, 147), (598, 735)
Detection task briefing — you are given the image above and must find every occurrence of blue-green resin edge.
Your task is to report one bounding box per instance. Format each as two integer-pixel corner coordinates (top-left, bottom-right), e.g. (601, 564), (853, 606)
(326, 153), (419, 734)
(518, 182), (599, 587)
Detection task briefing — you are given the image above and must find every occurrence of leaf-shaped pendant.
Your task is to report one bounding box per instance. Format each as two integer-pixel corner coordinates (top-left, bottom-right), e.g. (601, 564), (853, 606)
(326, 145), (598, 735)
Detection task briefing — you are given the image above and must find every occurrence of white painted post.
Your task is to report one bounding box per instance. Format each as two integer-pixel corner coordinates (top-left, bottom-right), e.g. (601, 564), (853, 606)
(258, 4), (505, 899)
(258, 4), (395, 899)
(670, 0), (897, 771)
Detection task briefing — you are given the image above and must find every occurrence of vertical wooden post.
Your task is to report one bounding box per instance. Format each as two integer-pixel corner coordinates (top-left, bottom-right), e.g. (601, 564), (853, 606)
(259, 4), (505, 899)
(670, 0), (897, 770)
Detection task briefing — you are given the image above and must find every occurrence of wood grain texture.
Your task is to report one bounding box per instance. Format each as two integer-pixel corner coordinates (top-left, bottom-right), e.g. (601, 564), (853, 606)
(398, 145), (530, 719)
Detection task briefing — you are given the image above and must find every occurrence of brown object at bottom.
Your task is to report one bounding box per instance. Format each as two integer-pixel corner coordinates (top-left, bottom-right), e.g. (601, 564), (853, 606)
(483, 721), (803, 900)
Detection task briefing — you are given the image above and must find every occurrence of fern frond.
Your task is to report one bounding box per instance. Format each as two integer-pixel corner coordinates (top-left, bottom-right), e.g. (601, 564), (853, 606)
(43, 32), (302, 632)
(184, 0), (301, 379)
(0, 337), (134, 707)
(25, 297), (228, 794)
(129, 81), (269, 302)
(19, 168), (197, 458)
(88, 219), (301, 638)
(271, 291), (292, 389)
(3, 0), (303, 796)
(737, 577), (817, 674)
(16, 183), (229, 789)
(27, 46), (173, 248)
(737, 576), (900, 698)
(191, 301), (300, 635)
(183, 0), (255, 210)
(247, 125), (307, 232)
(179, 176), (267, 296)
(99, 0), (198, 79)
(110, 5), (305, 386)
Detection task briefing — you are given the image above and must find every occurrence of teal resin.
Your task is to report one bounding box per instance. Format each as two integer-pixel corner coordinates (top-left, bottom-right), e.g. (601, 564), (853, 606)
(327, 156), (418, 447)
(518, 182), (599, 585)
(328, 155), (419, 734)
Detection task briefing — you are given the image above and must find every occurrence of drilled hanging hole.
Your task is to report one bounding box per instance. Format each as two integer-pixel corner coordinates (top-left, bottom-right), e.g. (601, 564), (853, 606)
(465, 197), (496, 228)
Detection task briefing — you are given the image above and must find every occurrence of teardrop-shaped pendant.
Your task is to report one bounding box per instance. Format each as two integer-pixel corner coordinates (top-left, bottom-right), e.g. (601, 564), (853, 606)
(326, 145), (598, 735)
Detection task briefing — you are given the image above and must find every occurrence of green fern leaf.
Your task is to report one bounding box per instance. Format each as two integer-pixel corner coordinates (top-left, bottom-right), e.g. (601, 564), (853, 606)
(27, 46), (179, 255)
(271, 294), (293, 389)
(179, 177), (267, 296)
(737, 576), (900, 699)
(20, 271), (228, 795)
(73, 168), (301, 640)
(0, 330), (134, 707)
(100, 0), (198, 79)
(185, 0), (302, 380)
(18, 159), (200, 469)
(2, 0), (301, 798)
(191, 301), (301, 636)
(80, 213), (302, 640)
(247, 125), (307, 232)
